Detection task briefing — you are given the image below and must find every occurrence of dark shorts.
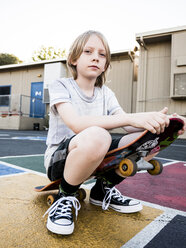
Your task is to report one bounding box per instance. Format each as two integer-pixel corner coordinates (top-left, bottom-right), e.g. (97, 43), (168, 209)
(48, 134), (123, 181)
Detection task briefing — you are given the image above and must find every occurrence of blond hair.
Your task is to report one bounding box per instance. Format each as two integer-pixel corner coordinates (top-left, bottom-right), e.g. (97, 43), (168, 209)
(67, 30), (111, 87)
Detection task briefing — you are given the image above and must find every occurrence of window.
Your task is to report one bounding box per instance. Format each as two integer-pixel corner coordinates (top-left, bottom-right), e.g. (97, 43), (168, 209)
(174, 74), (186, 97)
(0, 86), (11, 106)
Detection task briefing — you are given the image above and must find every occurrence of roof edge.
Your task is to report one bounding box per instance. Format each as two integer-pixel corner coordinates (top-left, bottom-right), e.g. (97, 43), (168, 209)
(0, 58), (66, 70)
(136, 25), (186, 40)
(0, 50), (132, 70)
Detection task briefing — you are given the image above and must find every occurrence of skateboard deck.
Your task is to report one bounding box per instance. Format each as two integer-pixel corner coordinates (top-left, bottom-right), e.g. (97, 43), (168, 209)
(94, 117), (184, 176)
(34, 179), (61, 192)
(34, 117), (184, 202)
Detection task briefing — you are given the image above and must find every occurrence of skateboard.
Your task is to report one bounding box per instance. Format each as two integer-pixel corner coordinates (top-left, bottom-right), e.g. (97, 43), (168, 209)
(95, 117), (184, 177)
(35, 117), (184, 205)
(34, 179), (87, 205)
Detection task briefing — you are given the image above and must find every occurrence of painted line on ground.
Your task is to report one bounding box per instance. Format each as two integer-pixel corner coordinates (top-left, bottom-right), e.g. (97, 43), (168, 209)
(12, 136), (46, 141)
(0, 172), (28, 178)
(122, 199), (186, 248)
(171, 144), (186, 148)
(0, 154), (44, 159)
(0, 137), (46, 141)
(0, 160), (46, 178)
(156, 156), (186, 163)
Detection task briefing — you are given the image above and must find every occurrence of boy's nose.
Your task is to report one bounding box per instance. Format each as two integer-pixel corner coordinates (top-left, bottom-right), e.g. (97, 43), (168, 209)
(92, 52), (99, 61)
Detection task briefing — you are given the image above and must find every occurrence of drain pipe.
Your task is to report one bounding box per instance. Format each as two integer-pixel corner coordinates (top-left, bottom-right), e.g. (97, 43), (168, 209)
(139, 36), (148, 112)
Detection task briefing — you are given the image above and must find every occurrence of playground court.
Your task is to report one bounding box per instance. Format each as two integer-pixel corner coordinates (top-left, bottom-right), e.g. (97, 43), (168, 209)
(0, 130), (186, 248)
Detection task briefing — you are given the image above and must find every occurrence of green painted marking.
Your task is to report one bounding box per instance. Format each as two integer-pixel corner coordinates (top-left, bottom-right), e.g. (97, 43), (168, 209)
(0, 155), (45, 173)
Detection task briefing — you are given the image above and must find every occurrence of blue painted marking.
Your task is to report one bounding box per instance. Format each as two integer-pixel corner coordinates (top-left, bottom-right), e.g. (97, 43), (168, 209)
(12, 136), (46, 141)
(0, 163), (25, 176)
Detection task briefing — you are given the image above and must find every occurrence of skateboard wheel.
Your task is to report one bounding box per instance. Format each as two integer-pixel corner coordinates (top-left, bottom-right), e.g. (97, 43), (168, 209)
(147, 159), (163, 175)
(77, 188), (86, 201)
(119, 158), (137, 177)
(47, 195), (55, 206)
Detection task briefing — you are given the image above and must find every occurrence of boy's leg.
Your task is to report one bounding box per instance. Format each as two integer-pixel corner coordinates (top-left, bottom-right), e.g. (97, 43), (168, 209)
(46, 126), (112, 235)
(64, 126), (112, 185)
(90, 132), (144, 213)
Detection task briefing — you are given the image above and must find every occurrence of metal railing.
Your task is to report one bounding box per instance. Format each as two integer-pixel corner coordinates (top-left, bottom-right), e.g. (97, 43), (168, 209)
(0, 94), (45, 117)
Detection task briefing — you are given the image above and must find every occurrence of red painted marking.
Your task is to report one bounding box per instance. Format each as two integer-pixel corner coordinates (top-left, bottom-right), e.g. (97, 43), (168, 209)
(117, 162), (186, 211)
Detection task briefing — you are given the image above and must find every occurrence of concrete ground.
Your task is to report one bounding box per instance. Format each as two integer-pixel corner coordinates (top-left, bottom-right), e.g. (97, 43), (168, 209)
(0, 130), (186, 248)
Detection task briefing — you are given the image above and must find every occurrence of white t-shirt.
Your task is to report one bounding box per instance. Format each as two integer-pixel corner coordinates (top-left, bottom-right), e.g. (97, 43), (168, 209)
(46, 77), (122, 146)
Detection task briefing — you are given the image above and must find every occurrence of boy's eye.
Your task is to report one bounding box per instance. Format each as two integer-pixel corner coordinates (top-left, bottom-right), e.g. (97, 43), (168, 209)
(84, 50), (91, 54)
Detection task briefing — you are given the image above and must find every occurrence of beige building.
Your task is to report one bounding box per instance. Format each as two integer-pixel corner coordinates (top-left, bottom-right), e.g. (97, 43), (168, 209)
(0, 51), (136, 130)
(136, 25), (186, 138)
(0, 59), (65, 130)
(136, 26), (186, 113)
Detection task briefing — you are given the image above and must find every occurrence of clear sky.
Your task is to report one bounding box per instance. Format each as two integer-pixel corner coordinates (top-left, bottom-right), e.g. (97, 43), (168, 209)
(1, 0), (186, 62)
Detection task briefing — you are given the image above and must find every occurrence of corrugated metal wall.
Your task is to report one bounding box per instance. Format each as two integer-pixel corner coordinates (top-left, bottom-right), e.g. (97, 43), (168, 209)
(137, 38), (186, 116)
(106, 55), (135, 113)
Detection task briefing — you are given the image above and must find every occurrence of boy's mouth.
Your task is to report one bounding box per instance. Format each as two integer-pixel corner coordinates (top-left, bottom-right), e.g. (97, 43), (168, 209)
(88, 65), (99, 69)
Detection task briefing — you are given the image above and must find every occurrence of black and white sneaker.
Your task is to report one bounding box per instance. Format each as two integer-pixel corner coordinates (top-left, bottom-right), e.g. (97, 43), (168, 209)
(89, 179), (142, 213)
(43, 194), (81, 235)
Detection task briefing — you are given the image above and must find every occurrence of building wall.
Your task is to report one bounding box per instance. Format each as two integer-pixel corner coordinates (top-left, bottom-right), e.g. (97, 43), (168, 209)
(137, 40), (186, 113)
(137, 32), (186, 138)
(0, 66), (44, 114)
(0, 65), (45, 129)
(106, 55), (135, 113)
(137, 41), (171, 112)
(0, 66), (44, 95)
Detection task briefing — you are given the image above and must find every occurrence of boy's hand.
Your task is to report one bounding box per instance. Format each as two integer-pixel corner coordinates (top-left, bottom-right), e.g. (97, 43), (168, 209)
(171, 113), (186, 135)
(128, 107), (170, 134)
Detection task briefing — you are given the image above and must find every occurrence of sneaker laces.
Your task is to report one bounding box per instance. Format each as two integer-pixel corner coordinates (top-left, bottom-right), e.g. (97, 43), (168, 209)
(102, 187), (128, 210)
(43, 196), (81, 220)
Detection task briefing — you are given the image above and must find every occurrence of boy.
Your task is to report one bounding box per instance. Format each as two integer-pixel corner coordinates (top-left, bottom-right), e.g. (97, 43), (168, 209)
(44, 30), (186, 235)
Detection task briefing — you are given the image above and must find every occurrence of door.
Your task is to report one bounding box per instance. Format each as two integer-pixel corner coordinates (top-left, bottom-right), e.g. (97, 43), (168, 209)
(30, 82), (45, 118)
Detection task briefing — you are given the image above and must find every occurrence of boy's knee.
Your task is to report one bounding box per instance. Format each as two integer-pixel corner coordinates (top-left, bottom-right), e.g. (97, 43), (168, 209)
(88, 126), (111, 147)
(81, 126), (111, 159)
(69, 126), (111, 161)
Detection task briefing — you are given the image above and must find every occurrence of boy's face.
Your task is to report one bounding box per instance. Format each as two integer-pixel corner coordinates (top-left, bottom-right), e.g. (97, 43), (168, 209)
(73, 35), (107, 82)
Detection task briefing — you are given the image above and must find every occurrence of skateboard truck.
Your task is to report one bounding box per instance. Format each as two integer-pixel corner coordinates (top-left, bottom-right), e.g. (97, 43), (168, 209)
(118, 156), (163, 177)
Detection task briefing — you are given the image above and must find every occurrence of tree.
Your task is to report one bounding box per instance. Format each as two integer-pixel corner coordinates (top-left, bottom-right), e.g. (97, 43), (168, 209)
(0, 53), (21, 66)
(32, 46), (66, 61)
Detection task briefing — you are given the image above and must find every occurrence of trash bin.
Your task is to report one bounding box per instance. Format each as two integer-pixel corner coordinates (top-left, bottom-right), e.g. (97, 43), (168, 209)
(33, 123), (40, 131)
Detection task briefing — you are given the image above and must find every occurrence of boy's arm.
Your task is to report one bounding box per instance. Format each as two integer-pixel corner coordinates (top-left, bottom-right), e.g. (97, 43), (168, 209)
(113, 109), (145, 133)
(56, 102), (170, 135)
(114, 109), (186, 136)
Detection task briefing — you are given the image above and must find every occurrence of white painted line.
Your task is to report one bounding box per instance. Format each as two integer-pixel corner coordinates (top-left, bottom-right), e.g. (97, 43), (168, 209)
(121, 199), (186, 248)
(171, 144), (186, 148)
(0, 172), (28, 178)
(139, 199), (186, 216)
(0, 160), (46, 178)
(122, 213), (176, 248)
(82, 182), (96, 190)
(0, 154), (44, 159)
(12, 136), (46, 141)
(156, 156), (186, 163)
